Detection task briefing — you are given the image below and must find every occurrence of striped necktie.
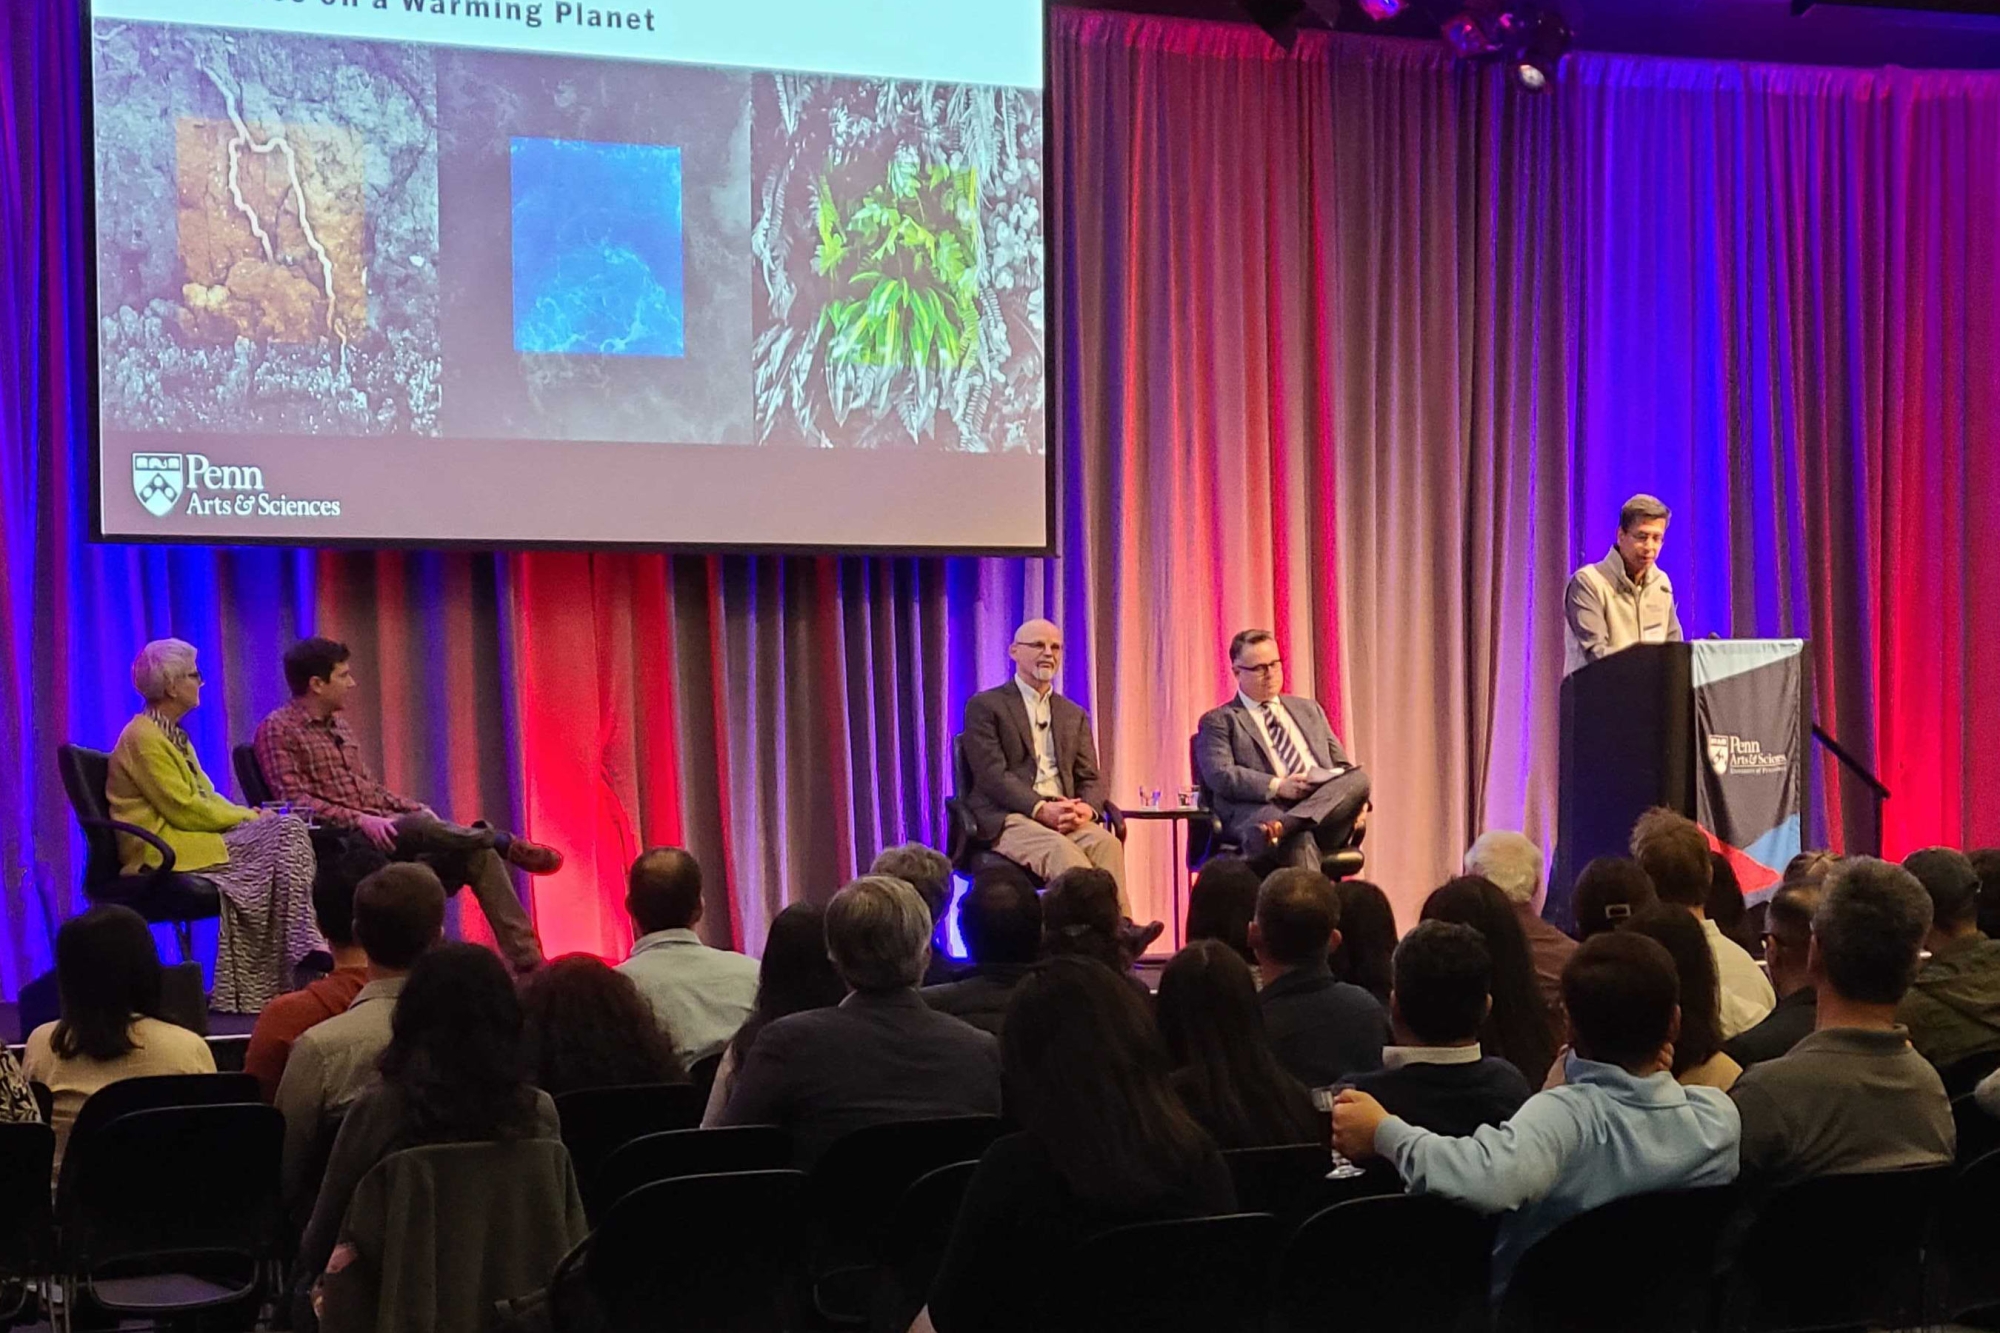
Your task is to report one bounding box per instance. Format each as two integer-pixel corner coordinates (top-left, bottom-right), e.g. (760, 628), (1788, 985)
(1261, 701), (1305, 775)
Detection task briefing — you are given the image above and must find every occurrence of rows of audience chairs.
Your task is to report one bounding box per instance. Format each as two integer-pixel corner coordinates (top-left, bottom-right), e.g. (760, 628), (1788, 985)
(7, 1070), (2000, 1332)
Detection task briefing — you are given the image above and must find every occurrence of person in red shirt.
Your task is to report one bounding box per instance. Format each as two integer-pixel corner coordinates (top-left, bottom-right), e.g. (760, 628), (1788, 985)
(244, 842), (389, 1101)
(253, 637), (560, 973)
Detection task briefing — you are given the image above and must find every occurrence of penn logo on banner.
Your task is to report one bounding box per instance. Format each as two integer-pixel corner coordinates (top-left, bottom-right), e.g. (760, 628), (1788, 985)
(132, 453), (185, 518)
(1707, 734), (1788, 776)
(1707, 735), (1731, 776)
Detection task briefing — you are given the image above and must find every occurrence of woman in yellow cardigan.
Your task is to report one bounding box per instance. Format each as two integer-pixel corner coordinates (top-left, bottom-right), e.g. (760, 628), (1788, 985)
(108, 638), (324, 1012)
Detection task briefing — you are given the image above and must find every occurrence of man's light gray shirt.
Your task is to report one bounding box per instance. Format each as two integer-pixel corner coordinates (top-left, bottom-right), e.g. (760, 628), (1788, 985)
(618, 928), (761, 1064)
(276, 975), (404, 1215)
(1564, 547), (1684, 676)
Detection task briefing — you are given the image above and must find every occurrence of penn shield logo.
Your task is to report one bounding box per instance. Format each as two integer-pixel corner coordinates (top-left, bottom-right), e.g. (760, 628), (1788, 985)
(1707, 734), (1732, 777)
(132, 453), (185, 518)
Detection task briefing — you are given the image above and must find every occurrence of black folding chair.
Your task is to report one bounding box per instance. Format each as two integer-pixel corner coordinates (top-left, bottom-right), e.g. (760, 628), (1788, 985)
(0, 1122), (55, 1328)
(688, 1050), (724, 1107)
(591, 1125), (791, 1219)
(55, 1103), (284, 1326)
(1222, 1143), (1397, 1229)
(64, 1073), (260, 1163)
(232, 744), (274, 808)
(554, 1169), (808, 1333)
(1056, 1212), (1279, 1333)
(1940, 1049), (2000, 1099)
(1927, 1147), (2000, 1325)
(1498, 1185), (1740, 1333)
(1717, 1165), (1953, 1332)
(553, 1081), (703, 1212)
(56, 743), (220, 959)
(869, 1159), (980, 1333)
(1274, 1193), (1496, 1333)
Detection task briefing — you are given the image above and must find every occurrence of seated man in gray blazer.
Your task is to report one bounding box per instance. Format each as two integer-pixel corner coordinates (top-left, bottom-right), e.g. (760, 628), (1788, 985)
(961, 618), (1130, 911)
(1195, 628), (1371, 872)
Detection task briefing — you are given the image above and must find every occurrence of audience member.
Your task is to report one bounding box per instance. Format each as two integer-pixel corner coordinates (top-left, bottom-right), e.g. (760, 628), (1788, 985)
(23, 905), (215, 1166)
(0, 1047), (34, 1124)
(521, 955), (686, 1097)
(1347, 921), (1532, 1137)
(1631, 808), (1774, 1037)
(700, 902), (846, 1124)
(1723, 882), (1822, 1068)
(294, 942), (558, 1326)
(1253, 867), (1389, 1087)
(1707, 853), (1757, 956)
(246, 842), (391, 1102)
(1185, 856), (1261, 969)
(927, 957), (1235, 1333)
(1330, 879), (1397, 1007)
(923, 864), (1043, 1036)
(616, 847), (760, 1064)
(1156, 940), (1319, 1149)
(1972, 848), (2000, 940)
(717, 876), (1002, 1165)
(277, 863), (446, 1218)
(1898, 846), (2000, 1070)
(1332, 931), (1740, 1299)
(1619, 906), (1740, 1090)
(1466, 831), (1573, 1030)
(1782, 850), (1837, 889)
(110, 638), (322, 1012)
(1420, 877), (1559, 1086)
(1571, 857), (1656, 940)
(871, 842), (964, 986)
(1043, 867), (1150, 998)
(1731, 858), (1952, 1190)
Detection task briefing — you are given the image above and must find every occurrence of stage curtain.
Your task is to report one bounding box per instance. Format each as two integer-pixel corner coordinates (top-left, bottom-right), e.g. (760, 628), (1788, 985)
(7, 3), (2000, 996)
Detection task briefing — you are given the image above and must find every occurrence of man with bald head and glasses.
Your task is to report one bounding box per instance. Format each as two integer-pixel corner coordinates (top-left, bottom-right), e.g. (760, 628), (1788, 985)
(960, 619), (1130, 911)
(1195, 629), (1371, 872)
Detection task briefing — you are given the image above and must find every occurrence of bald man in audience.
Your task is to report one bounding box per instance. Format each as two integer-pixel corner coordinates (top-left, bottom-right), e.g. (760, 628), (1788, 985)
(617, 847), (760, 1064)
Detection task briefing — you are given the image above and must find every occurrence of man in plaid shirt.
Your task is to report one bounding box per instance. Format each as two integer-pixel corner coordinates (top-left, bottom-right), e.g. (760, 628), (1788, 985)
(253, 637), (558, 972)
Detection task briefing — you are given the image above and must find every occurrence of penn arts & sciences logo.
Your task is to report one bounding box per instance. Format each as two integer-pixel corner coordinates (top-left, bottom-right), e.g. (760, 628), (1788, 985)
(130, 453), (341, 522)
(1707, 734), (1789, 777)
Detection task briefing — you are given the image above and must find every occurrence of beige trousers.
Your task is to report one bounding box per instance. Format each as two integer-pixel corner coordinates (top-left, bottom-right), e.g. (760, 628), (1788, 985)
(991, 813), (1129, 914)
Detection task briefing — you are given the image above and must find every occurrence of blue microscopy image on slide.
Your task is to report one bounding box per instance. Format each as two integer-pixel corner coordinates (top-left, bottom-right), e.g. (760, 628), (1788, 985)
(510, 137), (684, 358)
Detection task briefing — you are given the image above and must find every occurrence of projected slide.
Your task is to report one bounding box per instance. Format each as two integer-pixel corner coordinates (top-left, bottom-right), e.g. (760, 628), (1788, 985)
(90, 0), (1047, 550)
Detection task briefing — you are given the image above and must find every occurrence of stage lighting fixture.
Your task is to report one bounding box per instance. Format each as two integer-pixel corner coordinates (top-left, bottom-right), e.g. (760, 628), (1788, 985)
(1509, 9), (1571, 91)
(1357, 0), (1409, 20)
(1442, 8), (1500, 57)
(1242, 0), (1307, 47)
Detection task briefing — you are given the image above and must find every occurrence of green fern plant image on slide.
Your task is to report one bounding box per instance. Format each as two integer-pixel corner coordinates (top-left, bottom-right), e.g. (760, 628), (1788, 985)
(813, 157), (982, 376)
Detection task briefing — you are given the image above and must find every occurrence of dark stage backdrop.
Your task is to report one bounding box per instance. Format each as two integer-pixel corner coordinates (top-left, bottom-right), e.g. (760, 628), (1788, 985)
(4, 5), (1997, 996)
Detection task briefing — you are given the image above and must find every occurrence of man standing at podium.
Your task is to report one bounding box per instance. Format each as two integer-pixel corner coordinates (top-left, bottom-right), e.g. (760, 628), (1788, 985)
(1564, 494), (1684, 675)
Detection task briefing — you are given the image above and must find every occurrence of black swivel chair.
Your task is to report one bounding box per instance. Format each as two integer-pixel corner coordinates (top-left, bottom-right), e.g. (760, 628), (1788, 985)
(231, 744), (274, 808)
(1185, 734), (1366, 880)
(56, 744), (220, 959)
(944, 733), (1126, 881)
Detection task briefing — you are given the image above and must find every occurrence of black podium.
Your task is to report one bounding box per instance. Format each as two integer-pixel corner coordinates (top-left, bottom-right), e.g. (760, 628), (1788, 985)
(1552, 641), (1809, 928)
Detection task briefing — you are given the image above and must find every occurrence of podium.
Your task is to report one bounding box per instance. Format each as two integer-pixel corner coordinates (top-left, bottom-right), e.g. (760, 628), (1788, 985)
(1553, 641), (1809, 924)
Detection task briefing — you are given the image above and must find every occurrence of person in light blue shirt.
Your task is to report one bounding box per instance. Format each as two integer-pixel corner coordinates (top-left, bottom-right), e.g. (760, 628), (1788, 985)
(616, 847), (760, 1064)
(1334, 930), (1740, 1298)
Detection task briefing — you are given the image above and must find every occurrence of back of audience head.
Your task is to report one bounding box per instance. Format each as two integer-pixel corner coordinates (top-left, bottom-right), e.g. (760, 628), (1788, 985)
(521, 954), (686, 1097)
(1329, 879), (1397, 1005)
(1629, 807), (1713, 909)
(870, 843), (954, 932)
(1421, 875), (1557, 1082)
(1782, 850), (1837, 890)
(1621, 904), (1723, 1078)
(1811, 857), (1932, 1007)
(1903, 846), (1982, 943)
(1561, 931), (1680, 1075)
(1464, 831), (1543, 909)
(734, 903), (845, 1057)
(1707, 852), (1750, 942)
(1186, 857), (1261, 967)
(353, 863), (447, 971)
(1973, 848), (2000, 939)
(314, 842), (391, 952)
(53, 904), (164, 1061)
(1761, 882), (1821, 998)
(1391, 920), (1492, 1048)
(959, 864), (1043, 968)
(1156, 940), (1318, 1149)
(826, 875), (933, 994)
(1251, 867), (1339, 972)
(1572, 857), (1657, 940)
(1043, 867), (1127, 971)
(1002, 955), (1216, 1207)
(627, 846), (705, 935)
(380, 941), (538, 1142)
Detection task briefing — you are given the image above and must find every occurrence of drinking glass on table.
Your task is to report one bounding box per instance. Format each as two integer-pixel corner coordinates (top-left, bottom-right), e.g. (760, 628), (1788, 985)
(1138, 785), (1162, 810)
(1177, 784), (1199, 809)
(1311, 1084), (1368, 1180)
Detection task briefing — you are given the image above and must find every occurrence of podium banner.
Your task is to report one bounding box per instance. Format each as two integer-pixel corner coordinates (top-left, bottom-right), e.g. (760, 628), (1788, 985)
(1692, 640), (1805, 899)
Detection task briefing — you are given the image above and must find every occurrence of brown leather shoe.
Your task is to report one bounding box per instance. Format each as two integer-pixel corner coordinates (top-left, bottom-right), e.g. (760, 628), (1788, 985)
(505, 838), (564, 875)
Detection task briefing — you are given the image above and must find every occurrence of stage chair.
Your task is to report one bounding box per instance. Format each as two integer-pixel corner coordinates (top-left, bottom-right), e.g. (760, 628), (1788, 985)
(0, 1122), (55, 1329)
(590, 1125), (791, 1220)
(55, 1103), (283, 1329)
(1186, 734), (1367, 880)
(1927, 1146), (2000, 1325)
(553, 1082), (703, 1216)
(869, 1159), (980, 1333)
(944, 733), (1126, 881)
(1716, 1164), (1952, 1333)
(552, 1169), (808, 1333)
(1496, 1184), (1740, 1333)
(56, 743), (220, 960)
(231, 744), (274, 808)
(63, 1073), (259, 1164)
(1055, 1212), (1279, 1333)
(807, 1114), (1004, 1322)
(1273, 1193), (1496, 1333)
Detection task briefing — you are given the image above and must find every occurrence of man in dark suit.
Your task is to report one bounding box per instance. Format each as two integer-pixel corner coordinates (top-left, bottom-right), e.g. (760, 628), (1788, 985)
(961, 618), (1128, 909)
(716, 875), (1001, 1166)
(1195, 628), (1371, 872)
(1255, 867), (1390, 1087)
